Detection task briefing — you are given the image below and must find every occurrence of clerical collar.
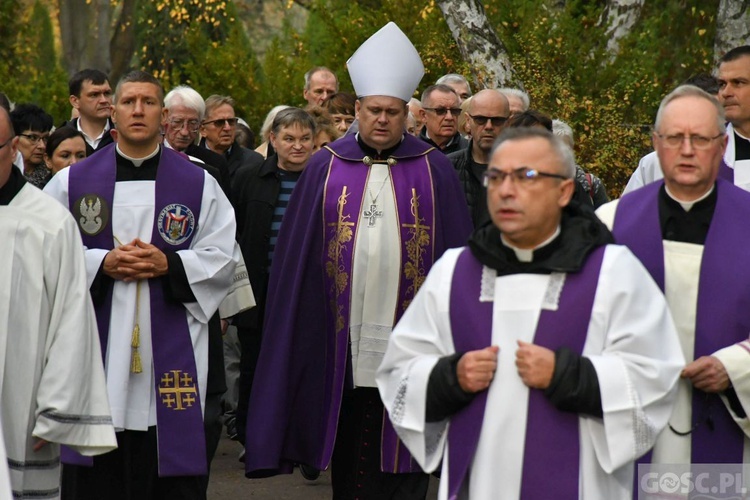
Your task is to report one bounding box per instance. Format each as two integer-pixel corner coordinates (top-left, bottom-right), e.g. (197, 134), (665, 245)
(468, 200), (614, 276)
(116, 144), (160, 167)
(0, 165), (26, 205)
(356, 133), (403, 160)
(664, 184), (714, 212)
(501, 227), (561, 262)
(659, 183), (716, 245)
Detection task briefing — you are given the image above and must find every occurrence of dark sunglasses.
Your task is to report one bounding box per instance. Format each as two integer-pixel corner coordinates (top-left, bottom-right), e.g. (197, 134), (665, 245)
(469, 115), (508, 127)
(203, 117), (239, 128)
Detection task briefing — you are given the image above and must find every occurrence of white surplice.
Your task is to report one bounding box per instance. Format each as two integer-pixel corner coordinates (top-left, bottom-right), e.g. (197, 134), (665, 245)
(44, 163), (238, 431)
(1, 184), (116, 499)
(598, 200), (750, 467)
(377, 245), (683, 500)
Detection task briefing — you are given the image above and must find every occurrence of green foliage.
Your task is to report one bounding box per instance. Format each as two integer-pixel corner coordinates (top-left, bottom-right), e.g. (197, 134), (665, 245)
(1, 0), (69, 122)
(0, 0), (720, 195)
(134, 0), (263, 125)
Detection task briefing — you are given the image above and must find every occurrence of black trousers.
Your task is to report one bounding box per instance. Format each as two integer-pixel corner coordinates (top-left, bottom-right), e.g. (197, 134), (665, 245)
(331, 387), (429, 500)
(61, 427), (206, 500)
(236, 326), (263, 445)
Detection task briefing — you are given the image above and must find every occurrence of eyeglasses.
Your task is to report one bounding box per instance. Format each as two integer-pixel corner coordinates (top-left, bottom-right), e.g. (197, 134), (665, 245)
(0, 137), (12, 150)
(483, 167), (569, 187)
(19, 133), (48, 144)
(423, 107), (462, 117)
(169, 118), (201, 132)
(655, 133), (724, 150)
(470, 114), (508, 127)
(203, 117), (238, 128)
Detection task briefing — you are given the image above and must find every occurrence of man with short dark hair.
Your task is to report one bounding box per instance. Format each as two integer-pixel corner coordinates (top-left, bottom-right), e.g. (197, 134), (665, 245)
(419, 84), (467, 154)
(303, 66), (338, 106)
(65, 69), (115, 156)
(599, 84), (750, 469)
(244, 23), (471, 499)
(448, 89), (510, 227)
(379, 126), (682, 499)
(45, 71), (238, 500)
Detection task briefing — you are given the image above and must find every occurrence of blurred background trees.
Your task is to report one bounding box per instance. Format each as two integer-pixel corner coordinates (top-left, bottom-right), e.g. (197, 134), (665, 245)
(2, 0), (746, 194)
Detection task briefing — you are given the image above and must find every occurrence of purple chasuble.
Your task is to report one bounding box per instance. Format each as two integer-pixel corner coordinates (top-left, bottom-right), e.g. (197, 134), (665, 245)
(244, 133), (472, 478)
(613, 179), (750, 463)
(447, 245), (605, 500)
(64, 144), (209, 476)
(321, 143), (436, 473)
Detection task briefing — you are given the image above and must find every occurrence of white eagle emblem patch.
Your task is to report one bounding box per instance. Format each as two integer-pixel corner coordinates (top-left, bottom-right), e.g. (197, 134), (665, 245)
(157, 204), (195, 245)
(74, 195), (108, 236)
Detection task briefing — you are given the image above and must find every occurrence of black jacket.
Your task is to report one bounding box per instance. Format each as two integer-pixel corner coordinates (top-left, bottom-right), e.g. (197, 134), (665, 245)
(61, 117), (115, 156)
(230, 155), (283, 329)
(419, 127), (468, 155)
(185, 143), (231, 197)
(448, 142), (488, 229)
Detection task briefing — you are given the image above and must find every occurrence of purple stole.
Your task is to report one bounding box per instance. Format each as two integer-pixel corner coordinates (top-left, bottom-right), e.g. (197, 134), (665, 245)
(613, 179), (750, 463)
(719, 159), (733, 183)
(446, 246), (605, 499)
(321, 153), (436, 473)
(64, 144), (208, 476)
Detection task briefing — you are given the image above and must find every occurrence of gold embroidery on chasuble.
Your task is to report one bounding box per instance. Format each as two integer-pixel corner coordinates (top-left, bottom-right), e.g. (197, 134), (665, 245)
(158, 370), (198, 410)
(401, 188), (431, 310)
(326, 186), (354, 334)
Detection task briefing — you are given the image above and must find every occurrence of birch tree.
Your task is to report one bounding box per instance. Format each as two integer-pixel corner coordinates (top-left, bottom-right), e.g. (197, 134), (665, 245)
(435, 0), (524, 90)
(714, 0), (750, 62)
(599, 0), (645, 61)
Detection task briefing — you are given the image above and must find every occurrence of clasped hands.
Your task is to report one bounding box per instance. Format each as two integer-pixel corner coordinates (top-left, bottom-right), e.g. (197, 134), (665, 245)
(456, 341), (555, 393)
(103, 238), (169, 282)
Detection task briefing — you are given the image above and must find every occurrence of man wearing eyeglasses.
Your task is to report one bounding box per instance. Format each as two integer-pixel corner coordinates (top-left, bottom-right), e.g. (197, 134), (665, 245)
(448, 89), (510, 227)
(162, 85), (230, 196)
(378, 126), (682, 499)
(10, 103), (53, 188)
(418, 84), (468, 155)
(199, 94), (263, 185)
(598, 85), (750, 473)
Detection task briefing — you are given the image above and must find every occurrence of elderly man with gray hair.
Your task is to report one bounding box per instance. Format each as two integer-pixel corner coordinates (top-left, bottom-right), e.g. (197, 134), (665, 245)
(598, 84), (750, 473)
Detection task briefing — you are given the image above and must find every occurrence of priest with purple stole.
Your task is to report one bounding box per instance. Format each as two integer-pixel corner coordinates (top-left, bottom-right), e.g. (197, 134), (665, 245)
(598, 85), (750, 479)
(377, 127), (684, 499)
(243, 22), (472, 498)
(44, 71), (238, 500)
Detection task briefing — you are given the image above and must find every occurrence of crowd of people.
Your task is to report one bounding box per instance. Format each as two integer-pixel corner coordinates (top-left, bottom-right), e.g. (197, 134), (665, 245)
(2, 19), (750, 500)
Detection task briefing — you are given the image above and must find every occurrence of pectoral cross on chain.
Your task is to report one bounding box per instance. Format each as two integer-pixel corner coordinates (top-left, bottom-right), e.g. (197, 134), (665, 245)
(362, 204), (383, 227)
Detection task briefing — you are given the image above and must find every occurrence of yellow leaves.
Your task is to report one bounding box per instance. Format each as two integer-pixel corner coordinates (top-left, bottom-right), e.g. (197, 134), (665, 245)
(697, 29), (706, 36)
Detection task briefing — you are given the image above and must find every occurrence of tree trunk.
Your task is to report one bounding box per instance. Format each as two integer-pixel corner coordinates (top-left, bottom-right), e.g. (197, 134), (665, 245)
(435, 0), (524, 90)
(599, 0), (645, 61)
(714, 0), (750, 62)
(109, 0), (138, 84)
(93, 0), (112, 72)
(59, 0), (91, 75)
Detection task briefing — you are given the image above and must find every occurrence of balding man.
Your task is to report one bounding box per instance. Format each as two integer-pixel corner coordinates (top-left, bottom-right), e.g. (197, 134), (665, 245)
(599, 84), (750, 474)
(0, 106), (115, 499)
(448, 89), (510, 227)
(303, 66), (338, 107)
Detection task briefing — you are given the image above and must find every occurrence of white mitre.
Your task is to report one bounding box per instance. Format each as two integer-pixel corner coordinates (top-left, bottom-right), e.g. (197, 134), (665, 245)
(347, 22), (424, 102)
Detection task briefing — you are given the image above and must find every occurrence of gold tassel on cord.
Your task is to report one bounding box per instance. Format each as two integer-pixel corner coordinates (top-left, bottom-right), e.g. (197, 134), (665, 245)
(130, 323), (142, 373)
(130, 279), (143, 373)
